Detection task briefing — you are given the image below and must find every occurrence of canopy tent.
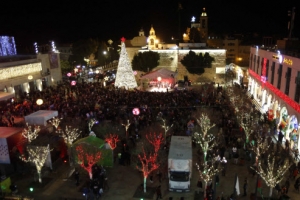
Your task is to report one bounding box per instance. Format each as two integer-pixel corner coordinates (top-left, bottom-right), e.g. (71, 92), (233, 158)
(24, 110), (58, 126)
(140, 68), (177, 80)
(0, 127), (23, 164)
(72, 136), (113, 167)
(0, 92), (14, 101)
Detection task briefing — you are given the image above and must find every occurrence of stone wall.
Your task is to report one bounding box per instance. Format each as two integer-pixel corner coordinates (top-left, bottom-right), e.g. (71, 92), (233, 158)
(127, 48), (226, 83)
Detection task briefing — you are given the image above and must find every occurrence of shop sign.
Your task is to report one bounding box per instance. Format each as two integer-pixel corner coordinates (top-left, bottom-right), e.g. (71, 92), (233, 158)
(283, 58), (293, 65)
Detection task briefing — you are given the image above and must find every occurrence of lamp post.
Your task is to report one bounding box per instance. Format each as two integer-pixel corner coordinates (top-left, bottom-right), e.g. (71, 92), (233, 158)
(172, 37), (180, 80)
(103, 51), (107, 68)
(107, 39), (113, 67)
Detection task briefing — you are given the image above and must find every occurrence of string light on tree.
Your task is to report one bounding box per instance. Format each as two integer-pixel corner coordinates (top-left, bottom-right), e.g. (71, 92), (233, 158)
(196, 161), (220, 198)
(193, 113), (216, 162)
(105, 134), (120, 150)
(61, 126), (81, 146)
(250, 135), (269, 165)
(88, 118), (97, 133)
(21, 145), (51, 183)
(136, 147), (159, 193)
(75, 144), (102, 180)
(49, 116), (61, 129)
(238, 112), (253, 144)
(121, 119), (131, 138)
(146, 132), (164, 154)
(157, 114), (173, 140)
(22, 123), (40, 143)
(251, 154), (291, 197)
(114, 37), (137, 89)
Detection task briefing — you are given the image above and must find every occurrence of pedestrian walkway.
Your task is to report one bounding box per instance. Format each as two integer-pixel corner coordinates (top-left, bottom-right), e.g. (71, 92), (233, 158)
(8, 144), (300, 200)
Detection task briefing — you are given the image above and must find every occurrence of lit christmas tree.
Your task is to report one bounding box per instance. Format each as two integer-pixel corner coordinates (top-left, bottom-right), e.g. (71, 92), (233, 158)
(114, 37), (137, 89)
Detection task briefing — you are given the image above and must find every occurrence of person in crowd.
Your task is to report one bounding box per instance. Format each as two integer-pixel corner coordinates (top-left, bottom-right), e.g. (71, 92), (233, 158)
(156, 185), (162, 200)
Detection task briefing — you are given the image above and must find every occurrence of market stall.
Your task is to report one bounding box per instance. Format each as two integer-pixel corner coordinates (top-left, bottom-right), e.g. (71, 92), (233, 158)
(0, 92), (14, 101)
(24, 110), (58, 126)
(0, 127), (23, 164)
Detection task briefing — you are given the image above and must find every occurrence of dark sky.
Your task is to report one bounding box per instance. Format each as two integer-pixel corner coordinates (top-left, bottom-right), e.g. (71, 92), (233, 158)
(0, 0), (298, 46)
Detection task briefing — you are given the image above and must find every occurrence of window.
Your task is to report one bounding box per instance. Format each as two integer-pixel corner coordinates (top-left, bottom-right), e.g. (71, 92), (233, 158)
(256, 56), (260, 74)
(277, 64), (282, 89)
(253, 55), (256, 72)
(250, 54), (253, 70)
(271, 62), (275, 84)
(294, 71), (300, 102)
(150, 39), (154, 45)
(285, 68), (291, 95)
(202, 19), (206, 28)
(266, 60), (269, 81)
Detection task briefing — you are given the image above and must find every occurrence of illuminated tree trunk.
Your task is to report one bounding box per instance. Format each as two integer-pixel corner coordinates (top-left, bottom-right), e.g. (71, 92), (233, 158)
(143, 176), (147, 193)
(269, 187), (273, 198)
(204, 181), (207, 198)
(37, 169), (42, 183)
(136, 148), (159, 193)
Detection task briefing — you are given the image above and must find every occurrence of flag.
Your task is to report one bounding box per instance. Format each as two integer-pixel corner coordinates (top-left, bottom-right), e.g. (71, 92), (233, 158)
(235, 175), (240, 195)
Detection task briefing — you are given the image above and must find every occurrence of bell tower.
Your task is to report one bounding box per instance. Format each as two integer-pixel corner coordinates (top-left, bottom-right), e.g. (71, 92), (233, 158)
(199, 7), (208, 41)
(147, 25), (157, 50)
(139, 28), (145, 36)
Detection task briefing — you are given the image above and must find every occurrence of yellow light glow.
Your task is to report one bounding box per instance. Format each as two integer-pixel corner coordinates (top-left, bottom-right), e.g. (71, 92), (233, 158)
(155, 39), (159, 44)
(0, 63), (42, 80)
(157, 77), (162, 81)
(36, 99), (43, 105)
(28, 75), (33, 80)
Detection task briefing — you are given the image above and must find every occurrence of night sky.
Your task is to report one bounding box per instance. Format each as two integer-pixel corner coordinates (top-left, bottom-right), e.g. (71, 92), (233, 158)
(0, 0), (298, 47)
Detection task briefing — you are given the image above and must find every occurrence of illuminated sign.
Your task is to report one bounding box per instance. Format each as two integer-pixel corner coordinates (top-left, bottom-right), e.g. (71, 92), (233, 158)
(272, 54), (283, 63)
(283, 58), (293, 65)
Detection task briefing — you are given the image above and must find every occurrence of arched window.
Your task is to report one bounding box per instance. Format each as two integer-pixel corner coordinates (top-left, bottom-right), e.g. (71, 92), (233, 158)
(150, 39), (154, 45)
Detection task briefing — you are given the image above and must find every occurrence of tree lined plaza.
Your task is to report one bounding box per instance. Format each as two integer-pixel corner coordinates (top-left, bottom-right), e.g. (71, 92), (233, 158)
(4, 79), (300, 199)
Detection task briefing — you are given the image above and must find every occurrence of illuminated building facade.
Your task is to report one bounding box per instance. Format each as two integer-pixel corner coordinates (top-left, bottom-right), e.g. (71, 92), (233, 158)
(248, 45), (300, 150)
(0, 53), (62, 100)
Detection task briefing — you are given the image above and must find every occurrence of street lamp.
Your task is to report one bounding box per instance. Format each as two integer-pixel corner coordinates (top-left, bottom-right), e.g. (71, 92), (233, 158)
(107, 39), (113, 66)
(103, 51), (107, 68)
(36, 98), (43, 110)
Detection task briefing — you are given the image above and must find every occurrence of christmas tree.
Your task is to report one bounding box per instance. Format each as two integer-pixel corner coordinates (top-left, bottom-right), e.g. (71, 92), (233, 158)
(114, 37), (137, 89)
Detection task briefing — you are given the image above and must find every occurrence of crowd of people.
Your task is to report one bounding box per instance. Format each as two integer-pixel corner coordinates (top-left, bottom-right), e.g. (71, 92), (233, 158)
(2, 80), (300, 199)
